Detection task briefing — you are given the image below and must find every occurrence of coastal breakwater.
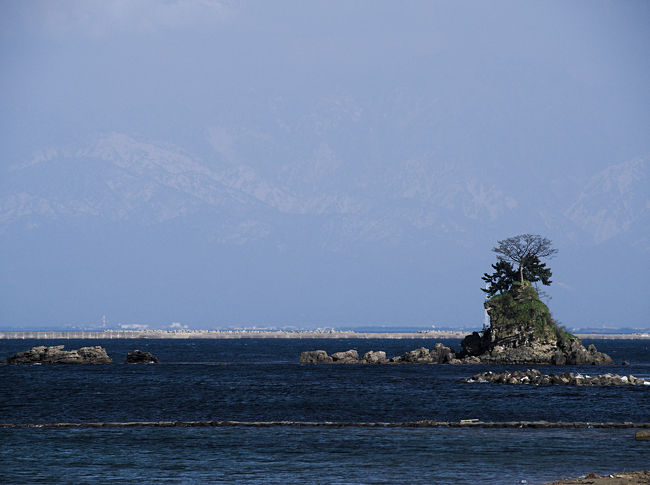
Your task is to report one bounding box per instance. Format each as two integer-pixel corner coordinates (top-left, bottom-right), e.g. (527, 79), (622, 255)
(463, 370), (650, 386)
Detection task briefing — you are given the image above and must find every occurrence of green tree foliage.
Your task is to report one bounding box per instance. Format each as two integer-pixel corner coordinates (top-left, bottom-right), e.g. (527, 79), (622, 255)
(522, 256), (552, 287)
(482, 235), (555, 297)
(481, 260), (516, 297)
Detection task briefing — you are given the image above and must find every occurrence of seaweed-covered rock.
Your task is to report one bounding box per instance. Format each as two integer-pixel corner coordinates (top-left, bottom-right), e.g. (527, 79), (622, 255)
(125, 350), (159, 364)
(3, 345), (112, 364)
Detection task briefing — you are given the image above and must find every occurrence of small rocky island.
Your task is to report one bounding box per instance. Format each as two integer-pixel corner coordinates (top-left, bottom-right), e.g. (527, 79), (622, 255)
(2, 345), (112, 364)
(303, 236), (616, 366)
(462, 369), (649, 386)
(457, 282), (612, 365)
(465, 235), (612, 365)
(301, 283), (614, 366)
(125, 350), (160, 364)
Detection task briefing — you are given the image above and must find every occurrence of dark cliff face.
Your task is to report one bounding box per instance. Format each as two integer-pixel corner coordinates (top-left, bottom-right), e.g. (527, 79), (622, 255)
(460, 283), (613, 365)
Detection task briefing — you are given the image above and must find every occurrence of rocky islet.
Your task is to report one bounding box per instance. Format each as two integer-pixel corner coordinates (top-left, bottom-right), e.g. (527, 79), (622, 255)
(2, 346), (159, 365)
(457, 283), (613, 365)
(299, 338), (615, 366)
(302, 284), (616, 366)
(301, 343), (458, 364)
(125, 350), (160, 364)
(2, 345), (113, 364)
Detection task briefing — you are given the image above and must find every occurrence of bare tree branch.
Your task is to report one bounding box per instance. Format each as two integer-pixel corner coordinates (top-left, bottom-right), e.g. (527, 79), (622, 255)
(492, 234), (557, 284)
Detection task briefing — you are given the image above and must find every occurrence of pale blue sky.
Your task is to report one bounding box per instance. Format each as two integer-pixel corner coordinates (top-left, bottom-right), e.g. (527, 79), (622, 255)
(1, 1), (649, 330)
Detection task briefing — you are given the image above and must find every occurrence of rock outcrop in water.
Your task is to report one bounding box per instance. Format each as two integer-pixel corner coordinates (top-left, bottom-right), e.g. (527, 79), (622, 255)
(390, 344), (457, 364)
(362, 350), (388, 363)
(300, 350), (334, 363)
(300, 344), (455, 364)
(3, 345), (112, 364)
(463, 369), (650, 386)
(331, 349), (360, 363)
(458, 283), (613, 365)
(301, 285), (616, 366)
(125, 350), (159, 364)
(300, 349), (391, 364)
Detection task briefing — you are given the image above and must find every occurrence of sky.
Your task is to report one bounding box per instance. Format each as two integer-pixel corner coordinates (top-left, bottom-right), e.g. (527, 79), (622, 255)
(1, 1), (649, 330)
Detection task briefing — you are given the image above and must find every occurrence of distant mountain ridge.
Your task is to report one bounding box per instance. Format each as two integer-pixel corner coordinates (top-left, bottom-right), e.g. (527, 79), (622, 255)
(2, 133), (648, 251)
(1, 132), (648, 329)
(565, 157), (650, 247)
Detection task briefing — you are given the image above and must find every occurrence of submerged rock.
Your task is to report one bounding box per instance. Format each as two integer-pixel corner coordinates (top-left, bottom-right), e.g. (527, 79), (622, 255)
(3, 345), (112, 364)
(125, 350), (159, 364)
(462, 369), (650, 386)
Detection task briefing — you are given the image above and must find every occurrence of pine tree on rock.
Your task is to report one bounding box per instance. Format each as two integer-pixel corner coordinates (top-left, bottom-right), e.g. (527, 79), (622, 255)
(492, 234), (557, 284)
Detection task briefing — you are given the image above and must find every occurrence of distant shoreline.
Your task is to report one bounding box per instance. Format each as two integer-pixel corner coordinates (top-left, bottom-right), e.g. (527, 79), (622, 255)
(0, 330), (648, 340)
(574, 333), (650, 340)
(0, 330), (467, 339)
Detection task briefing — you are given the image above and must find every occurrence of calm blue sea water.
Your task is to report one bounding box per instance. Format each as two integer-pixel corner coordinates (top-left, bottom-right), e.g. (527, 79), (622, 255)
(1, 338), (649, 484)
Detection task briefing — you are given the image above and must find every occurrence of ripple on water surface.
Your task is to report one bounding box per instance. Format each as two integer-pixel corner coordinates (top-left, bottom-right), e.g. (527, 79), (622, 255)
(1, 426), (649, 484)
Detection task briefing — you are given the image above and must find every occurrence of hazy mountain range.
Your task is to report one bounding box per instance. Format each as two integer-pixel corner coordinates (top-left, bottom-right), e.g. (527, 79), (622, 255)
(5, 132), (648, 245)
(1, 130), (648, 329)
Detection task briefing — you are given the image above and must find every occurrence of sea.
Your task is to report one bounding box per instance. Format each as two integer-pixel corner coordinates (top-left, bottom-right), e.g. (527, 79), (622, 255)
(1, 338), (649, 484)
